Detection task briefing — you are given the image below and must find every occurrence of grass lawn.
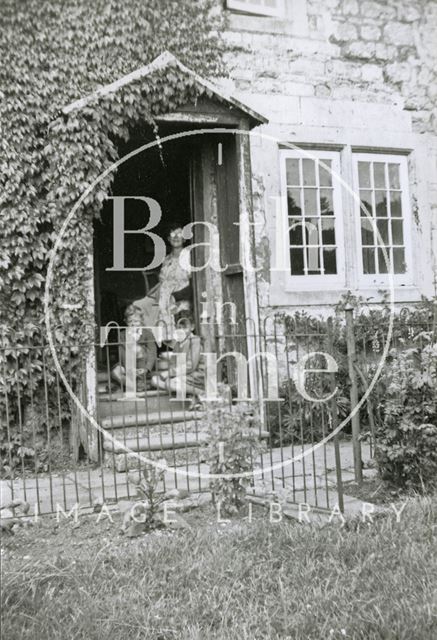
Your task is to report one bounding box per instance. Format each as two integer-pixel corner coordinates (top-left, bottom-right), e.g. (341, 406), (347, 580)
(1, 496), (437, 640)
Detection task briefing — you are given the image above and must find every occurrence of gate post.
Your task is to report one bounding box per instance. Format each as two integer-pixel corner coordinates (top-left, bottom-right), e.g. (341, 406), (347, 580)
(327, 318), (344, 513)
(345, 304), (363, 485)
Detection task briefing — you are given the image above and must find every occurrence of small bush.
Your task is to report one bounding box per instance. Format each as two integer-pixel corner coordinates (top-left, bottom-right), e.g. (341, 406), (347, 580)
(266, 379), (349, 446)
(375, 336), (437, 490)
(201, 389), (265, 515)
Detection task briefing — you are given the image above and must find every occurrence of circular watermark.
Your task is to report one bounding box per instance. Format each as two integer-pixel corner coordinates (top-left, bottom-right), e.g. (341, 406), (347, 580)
(44, 127), (396, 480)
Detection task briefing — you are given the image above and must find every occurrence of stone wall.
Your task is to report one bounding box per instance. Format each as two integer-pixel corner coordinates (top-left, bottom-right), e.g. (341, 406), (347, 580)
(223, 0), (437, 133)
(219, 0), (437, 316)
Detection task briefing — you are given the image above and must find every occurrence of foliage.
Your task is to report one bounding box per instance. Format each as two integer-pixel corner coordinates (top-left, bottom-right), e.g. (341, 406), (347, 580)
(267, 311), (350, 445)
(201, 390), (265, 514)
(375, 334), (437, 490)
(0, 0), (226, 437)
(123, 461), (191, 535)
(266, 380), (349, 447)
(120, 462), (168, 535)
(133, 462), (167, 530)
(0, 430), (35, 479)
(269, 296), (436, 448)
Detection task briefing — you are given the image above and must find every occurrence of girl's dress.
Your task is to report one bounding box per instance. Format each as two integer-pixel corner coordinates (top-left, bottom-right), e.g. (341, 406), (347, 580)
(157, 252), (191, 339)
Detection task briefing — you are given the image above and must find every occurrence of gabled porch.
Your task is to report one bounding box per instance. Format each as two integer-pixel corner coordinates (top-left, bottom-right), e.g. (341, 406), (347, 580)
(63, 52), (268, 466)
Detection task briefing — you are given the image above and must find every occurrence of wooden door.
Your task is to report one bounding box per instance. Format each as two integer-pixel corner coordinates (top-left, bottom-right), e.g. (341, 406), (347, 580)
(215, 133), (247, 355)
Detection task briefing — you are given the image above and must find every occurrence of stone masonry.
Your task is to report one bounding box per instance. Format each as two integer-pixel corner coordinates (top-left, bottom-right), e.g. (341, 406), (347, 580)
(218, 0), (437, 316)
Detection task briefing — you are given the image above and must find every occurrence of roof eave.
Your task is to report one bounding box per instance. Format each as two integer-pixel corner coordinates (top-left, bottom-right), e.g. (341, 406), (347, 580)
(61, 51), (268, 127)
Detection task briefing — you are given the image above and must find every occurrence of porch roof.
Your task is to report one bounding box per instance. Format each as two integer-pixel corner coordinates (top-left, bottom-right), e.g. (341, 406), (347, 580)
(62, 51), (267, 127)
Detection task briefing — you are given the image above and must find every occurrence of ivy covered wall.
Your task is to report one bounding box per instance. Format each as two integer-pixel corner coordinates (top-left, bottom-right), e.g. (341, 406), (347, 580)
(1, 0), (225, 341)
(0, 0), (227, 446)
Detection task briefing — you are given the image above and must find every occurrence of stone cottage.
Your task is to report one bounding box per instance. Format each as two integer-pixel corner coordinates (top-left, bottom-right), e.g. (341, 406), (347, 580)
(84, 0), (437, 344)
(59, 0), (437, 458)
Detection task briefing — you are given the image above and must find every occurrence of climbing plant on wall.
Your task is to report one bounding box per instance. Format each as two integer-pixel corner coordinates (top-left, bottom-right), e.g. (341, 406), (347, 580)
(0, 0), (227, 445)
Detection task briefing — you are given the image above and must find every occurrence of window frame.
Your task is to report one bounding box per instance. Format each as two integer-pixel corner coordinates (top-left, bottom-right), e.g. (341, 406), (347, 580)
(279, 148), (346, 291)
(352, 152), (414, 288)
(226, 0), (284, 18)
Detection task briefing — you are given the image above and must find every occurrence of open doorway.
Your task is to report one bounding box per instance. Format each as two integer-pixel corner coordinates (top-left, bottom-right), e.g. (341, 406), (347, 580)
(94, 125), (194, 332)
(93, 122), (253, 382)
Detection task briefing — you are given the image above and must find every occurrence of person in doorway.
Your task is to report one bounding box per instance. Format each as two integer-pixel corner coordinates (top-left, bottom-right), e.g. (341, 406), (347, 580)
(111, 303), (157, 392)
(151, 311), (204, 407)
(133, 225), (192, 344)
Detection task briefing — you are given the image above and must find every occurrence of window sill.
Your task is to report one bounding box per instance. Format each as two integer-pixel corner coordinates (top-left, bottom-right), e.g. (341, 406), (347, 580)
(283, 276), (345, 292)
(227, 1), (308, 36)
(268, 283), (423, 308)
(228, 13), (288, 32)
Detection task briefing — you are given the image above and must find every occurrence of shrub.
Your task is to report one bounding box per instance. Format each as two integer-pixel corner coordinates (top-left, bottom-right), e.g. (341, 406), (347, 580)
(265, 381), (350, 446)
(269, 296), (436, 449)
(201, 389), (265, 515)
(375, 336), (437, 490)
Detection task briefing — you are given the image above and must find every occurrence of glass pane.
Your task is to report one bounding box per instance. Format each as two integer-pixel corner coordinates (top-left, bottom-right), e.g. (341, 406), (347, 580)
(393, 247), (406, 273)
(289, 220), (303, 245)
(323, 248), (337, 274)
(391, 219), (404, 245)
(358, 162), (371, 188)
(390, 192), (402, 217)
(302, 159), (316, 186)
(361, 219), (374, 246)
(320, 189), (334, 215)
(304, 218), (320, 245)
(290, 248), (304, 275)
(375, 191), (388, 217)
(319, 160), (332, 187)
(360, 190), (373, 217)
(376, 219), (389, 245)
(303, 188), (317, 215)
(388, 163), (400, 189)
(321, 218), (336, 245)
(378, 247), (390, 273)
(362, 248), (376, 274)
(373, 162), (386, 188)
(286, 158), (300, 185)
(306, 246), (321, 274)
(287, 188), (302, 216)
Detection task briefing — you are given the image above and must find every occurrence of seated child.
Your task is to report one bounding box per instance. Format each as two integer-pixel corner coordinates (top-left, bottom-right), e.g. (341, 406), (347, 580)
(111, 303), (157, 392)
(151, 311), (204, 405)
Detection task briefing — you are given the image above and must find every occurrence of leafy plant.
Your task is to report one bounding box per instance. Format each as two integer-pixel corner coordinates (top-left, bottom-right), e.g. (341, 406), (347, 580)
(273, 296), (436, 448)
(375, 335), (437, 490)
(134, 462), (167, 530)
(122, 460), (168, 535)
(266, 381), (350, 446)
(201, 390), (265, 515)
(1, 0), (227, 445)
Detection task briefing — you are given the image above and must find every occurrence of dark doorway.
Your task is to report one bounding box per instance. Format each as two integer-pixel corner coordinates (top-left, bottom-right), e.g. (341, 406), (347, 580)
(94, 126), (193, 330)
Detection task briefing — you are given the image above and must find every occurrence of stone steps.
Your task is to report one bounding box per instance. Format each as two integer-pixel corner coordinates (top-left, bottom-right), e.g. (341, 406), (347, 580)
(103, 428), (270, 454)
(100, 409), (204, 430)
(101, 420), (202, 441)
(103, 431), (208, 453)
(98, 393), (189, 418)
(96, 370), (269, 474)
(104, 429), (270, 472)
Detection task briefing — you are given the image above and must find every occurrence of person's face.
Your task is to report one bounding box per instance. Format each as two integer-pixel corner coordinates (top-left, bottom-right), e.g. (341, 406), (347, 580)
(175, 318), (193, 341)
(168, 228), (184, 249)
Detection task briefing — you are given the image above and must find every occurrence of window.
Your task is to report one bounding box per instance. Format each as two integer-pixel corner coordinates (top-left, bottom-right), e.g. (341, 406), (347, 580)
(353, 153), (412, 285)
(279, 150), (344, 288)
(278, 149), (414, 293)
(226, 0), (284, 18)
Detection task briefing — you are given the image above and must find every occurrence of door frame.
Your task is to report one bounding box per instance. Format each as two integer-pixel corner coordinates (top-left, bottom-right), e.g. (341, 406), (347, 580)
(85, 115), (263, 458)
